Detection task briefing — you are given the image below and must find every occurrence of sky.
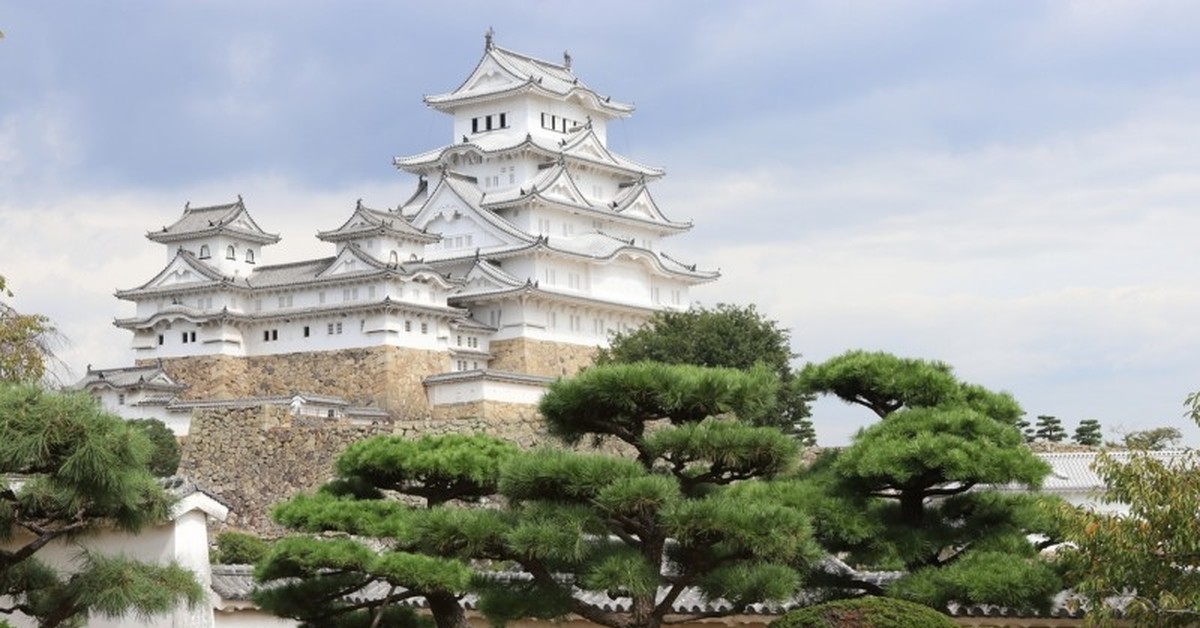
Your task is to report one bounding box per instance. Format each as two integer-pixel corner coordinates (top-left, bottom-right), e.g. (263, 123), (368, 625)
(3, 1), (1200, 445)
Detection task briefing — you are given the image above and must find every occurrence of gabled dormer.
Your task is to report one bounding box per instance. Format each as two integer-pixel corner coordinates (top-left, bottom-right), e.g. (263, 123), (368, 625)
(317, 199), (439, 265)
(147, 196), (279, 278)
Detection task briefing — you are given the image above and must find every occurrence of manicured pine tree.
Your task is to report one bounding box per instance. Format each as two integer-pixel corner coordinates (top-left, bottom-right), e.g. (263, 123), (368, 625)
(596, 303), (817, 445)
(259, 364), (821, 628)
(793, 350), (1063, 611)
(486, 362), (820, 628)
(256, 433), (519, 628)
(1034, 415), (1068, 442)
(1072, 418), (1103, 447)
(0, 383), (204, 628)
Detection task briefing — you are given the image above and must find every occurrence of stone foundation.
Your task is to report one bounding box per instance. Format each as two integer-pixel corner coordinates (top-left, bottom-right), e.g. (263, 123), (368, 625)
(488, 338), (598, 377)
(141, 346), (448, 416)
(180, 405), (390, 533)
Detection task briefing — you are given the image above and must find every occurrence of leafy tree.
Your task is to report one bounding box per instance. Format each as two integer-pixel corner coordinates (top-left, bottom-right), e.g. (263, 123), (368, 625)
(1056, 448), (1200, 625)
(795, 350), (1062, 610)
(0, 276), (56, 384)
(1033, 415), (1067, 443)
(259, 364), (820, 628)
(770, 596), (956, 628)
(128, 418), (181, 476)
(1072, 418), (1103, 447)
(596, 303), (816, 445)
(1121, 426), (1182, 450)
(0, 383), (204, 627)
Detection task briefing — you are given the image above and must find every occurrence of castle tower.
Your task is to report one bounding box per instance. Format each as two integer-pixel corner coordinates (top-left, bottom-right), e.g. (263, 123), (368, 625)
(392, 35), (717, 374)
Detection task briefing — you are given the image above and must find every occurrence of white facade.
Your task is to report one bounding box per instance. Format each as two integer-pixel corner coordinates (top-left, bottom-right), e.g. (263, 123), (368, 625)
(114, 36), (715, 385)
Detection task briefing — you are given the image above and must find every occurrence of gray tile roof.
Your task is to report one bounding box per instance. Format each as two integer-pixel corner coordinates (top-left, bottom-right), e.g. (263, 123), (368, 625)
(994, 450), (1193, 492)
(147, 198), (280, 245)
(317, 201), (439, 244)
(425, 45), (633, 115)
(73, 364), (185, 393)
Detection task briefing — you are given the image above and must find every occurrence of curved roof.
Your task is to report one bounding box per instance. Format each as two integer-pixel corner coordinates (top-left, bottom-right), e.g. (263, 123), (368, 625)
(147, 197), (280, 245)
(425, 44), (633, 116)
(394, 127), (663, 178)
(317, 200), (439, 244)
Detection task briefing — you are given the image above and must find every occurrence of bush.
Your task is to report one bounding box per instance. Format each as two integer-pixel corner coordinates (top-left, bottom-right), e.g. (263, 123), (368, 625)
(213, 531), (270, 565)
(128, 418), (181, 476)
(770, 597), (955, 628)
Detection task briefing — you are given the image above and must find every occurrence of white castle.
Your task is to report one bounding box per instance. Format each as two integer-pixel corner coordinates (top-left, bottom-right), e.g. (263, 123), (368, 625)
(81, 35), (716, 433)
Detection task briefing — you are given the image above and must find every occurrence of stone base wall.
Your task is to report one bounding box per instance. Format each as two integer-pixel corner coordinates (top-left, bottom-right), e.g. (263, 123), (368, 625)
(488, 338), (598, 378)
(141, 346), (448, 416)
(180, 406), (390, 533)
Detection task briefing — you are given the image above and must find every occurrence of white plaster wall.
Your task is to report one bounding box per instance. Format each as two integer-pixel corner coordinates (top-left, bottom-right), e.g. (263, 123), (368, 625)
(426, 377), (547, 406)
(214, 610), (298, 627)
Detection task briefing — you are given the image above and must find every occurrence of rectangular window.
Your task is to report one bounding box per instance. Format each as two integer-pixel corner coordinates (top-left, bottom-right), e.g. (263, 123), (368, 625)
(456, 335), (462, 347)
(263, 330), (270, 341)
(368, 286), (375, 299)
(118, 393), (125, 405)
(255, 299), (262, 312)
(319, 291), (326, 304)
(537, 218), (551, 234)
(547, 311), (558, 329)
(157, 334), (164, 345)
(405, 320), (412, 332)
(499, 112), (507, 128)
(472, 118), (479, 133)
(420, 322), (429, 334)
(303, 326), (310, 338)
(336, 322), (343, 334)
(327, 323), (335, 335)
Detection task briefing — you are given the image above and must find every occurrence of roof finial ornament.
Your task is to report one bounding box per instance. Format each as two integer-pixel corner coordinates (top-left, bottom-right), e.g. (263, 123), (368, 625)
(356, 198), (363, 210)
(184, 201), (190, 210)
(237, 193), (243, 204)
(563, 50), (572, 70)
(484, 27), (495, 50)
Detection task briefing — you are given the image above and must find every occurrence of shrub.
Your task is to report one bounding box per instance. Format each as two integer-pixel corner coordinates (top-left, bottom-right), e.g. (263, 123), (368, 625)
(213, 531), (270, 565)
(128, 418), (181, 476)
(770, 597), (955, 628)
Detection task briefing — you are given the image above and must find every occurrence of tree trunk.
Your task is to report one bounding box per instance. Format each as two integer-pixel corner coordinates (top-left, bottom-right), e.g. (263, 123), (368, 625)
(426, 592), (471, 628)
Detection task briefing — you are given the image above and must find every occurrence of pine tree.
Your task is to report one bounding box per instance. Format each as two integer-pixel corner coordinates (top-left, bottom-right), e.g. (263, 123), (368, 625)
(1072, 418), (1102, 447)
(0, 383), (204, 627)
(794, 350), (1062, 610)
(596, 303), (816, 445)
(1034, 415), (1067, 442)
(259, 364), (819, 628)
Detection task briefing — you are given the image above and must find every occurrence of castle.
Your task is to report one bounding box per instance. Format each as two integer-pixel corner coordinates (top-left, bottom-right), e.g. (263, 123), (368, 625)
(81, 34), (716, 434)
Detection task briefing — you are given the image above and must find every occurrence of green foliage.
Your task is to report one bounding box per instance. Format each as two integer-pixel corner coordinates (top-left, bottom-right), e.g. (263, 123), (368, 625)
(0, 383), (202, 627)
(539, 361), (780, 463)
(1056, 448), (1200, 626)
(265, 365), (822, 628)
(213, 531), (270, 565)
(260, 433), (518, 628)
(1033, 415), (1067, 442)
(1121, 426), (1182, 450)
(798, 350), (1021, 424)
(0, 276), (56, 384)
(127, 418), (181, 476)
(771, 596), (956, 628)
(596, 302), (815, 443)
(797, 351), (1061, 611)
(1072, 418), (1102, 447)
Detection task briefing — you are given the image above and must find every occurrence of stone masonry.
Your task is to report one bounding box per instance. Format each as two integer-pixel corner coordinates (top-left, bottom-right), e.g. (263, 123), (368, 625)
(488, 337), (597, 378)
(142, 346), (447, 416)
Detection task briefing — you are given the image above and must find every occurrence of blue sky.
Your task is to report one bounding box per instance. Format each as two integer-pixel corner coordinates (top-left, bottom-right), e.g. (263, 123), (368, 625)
(3, 1), (1200, 444)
